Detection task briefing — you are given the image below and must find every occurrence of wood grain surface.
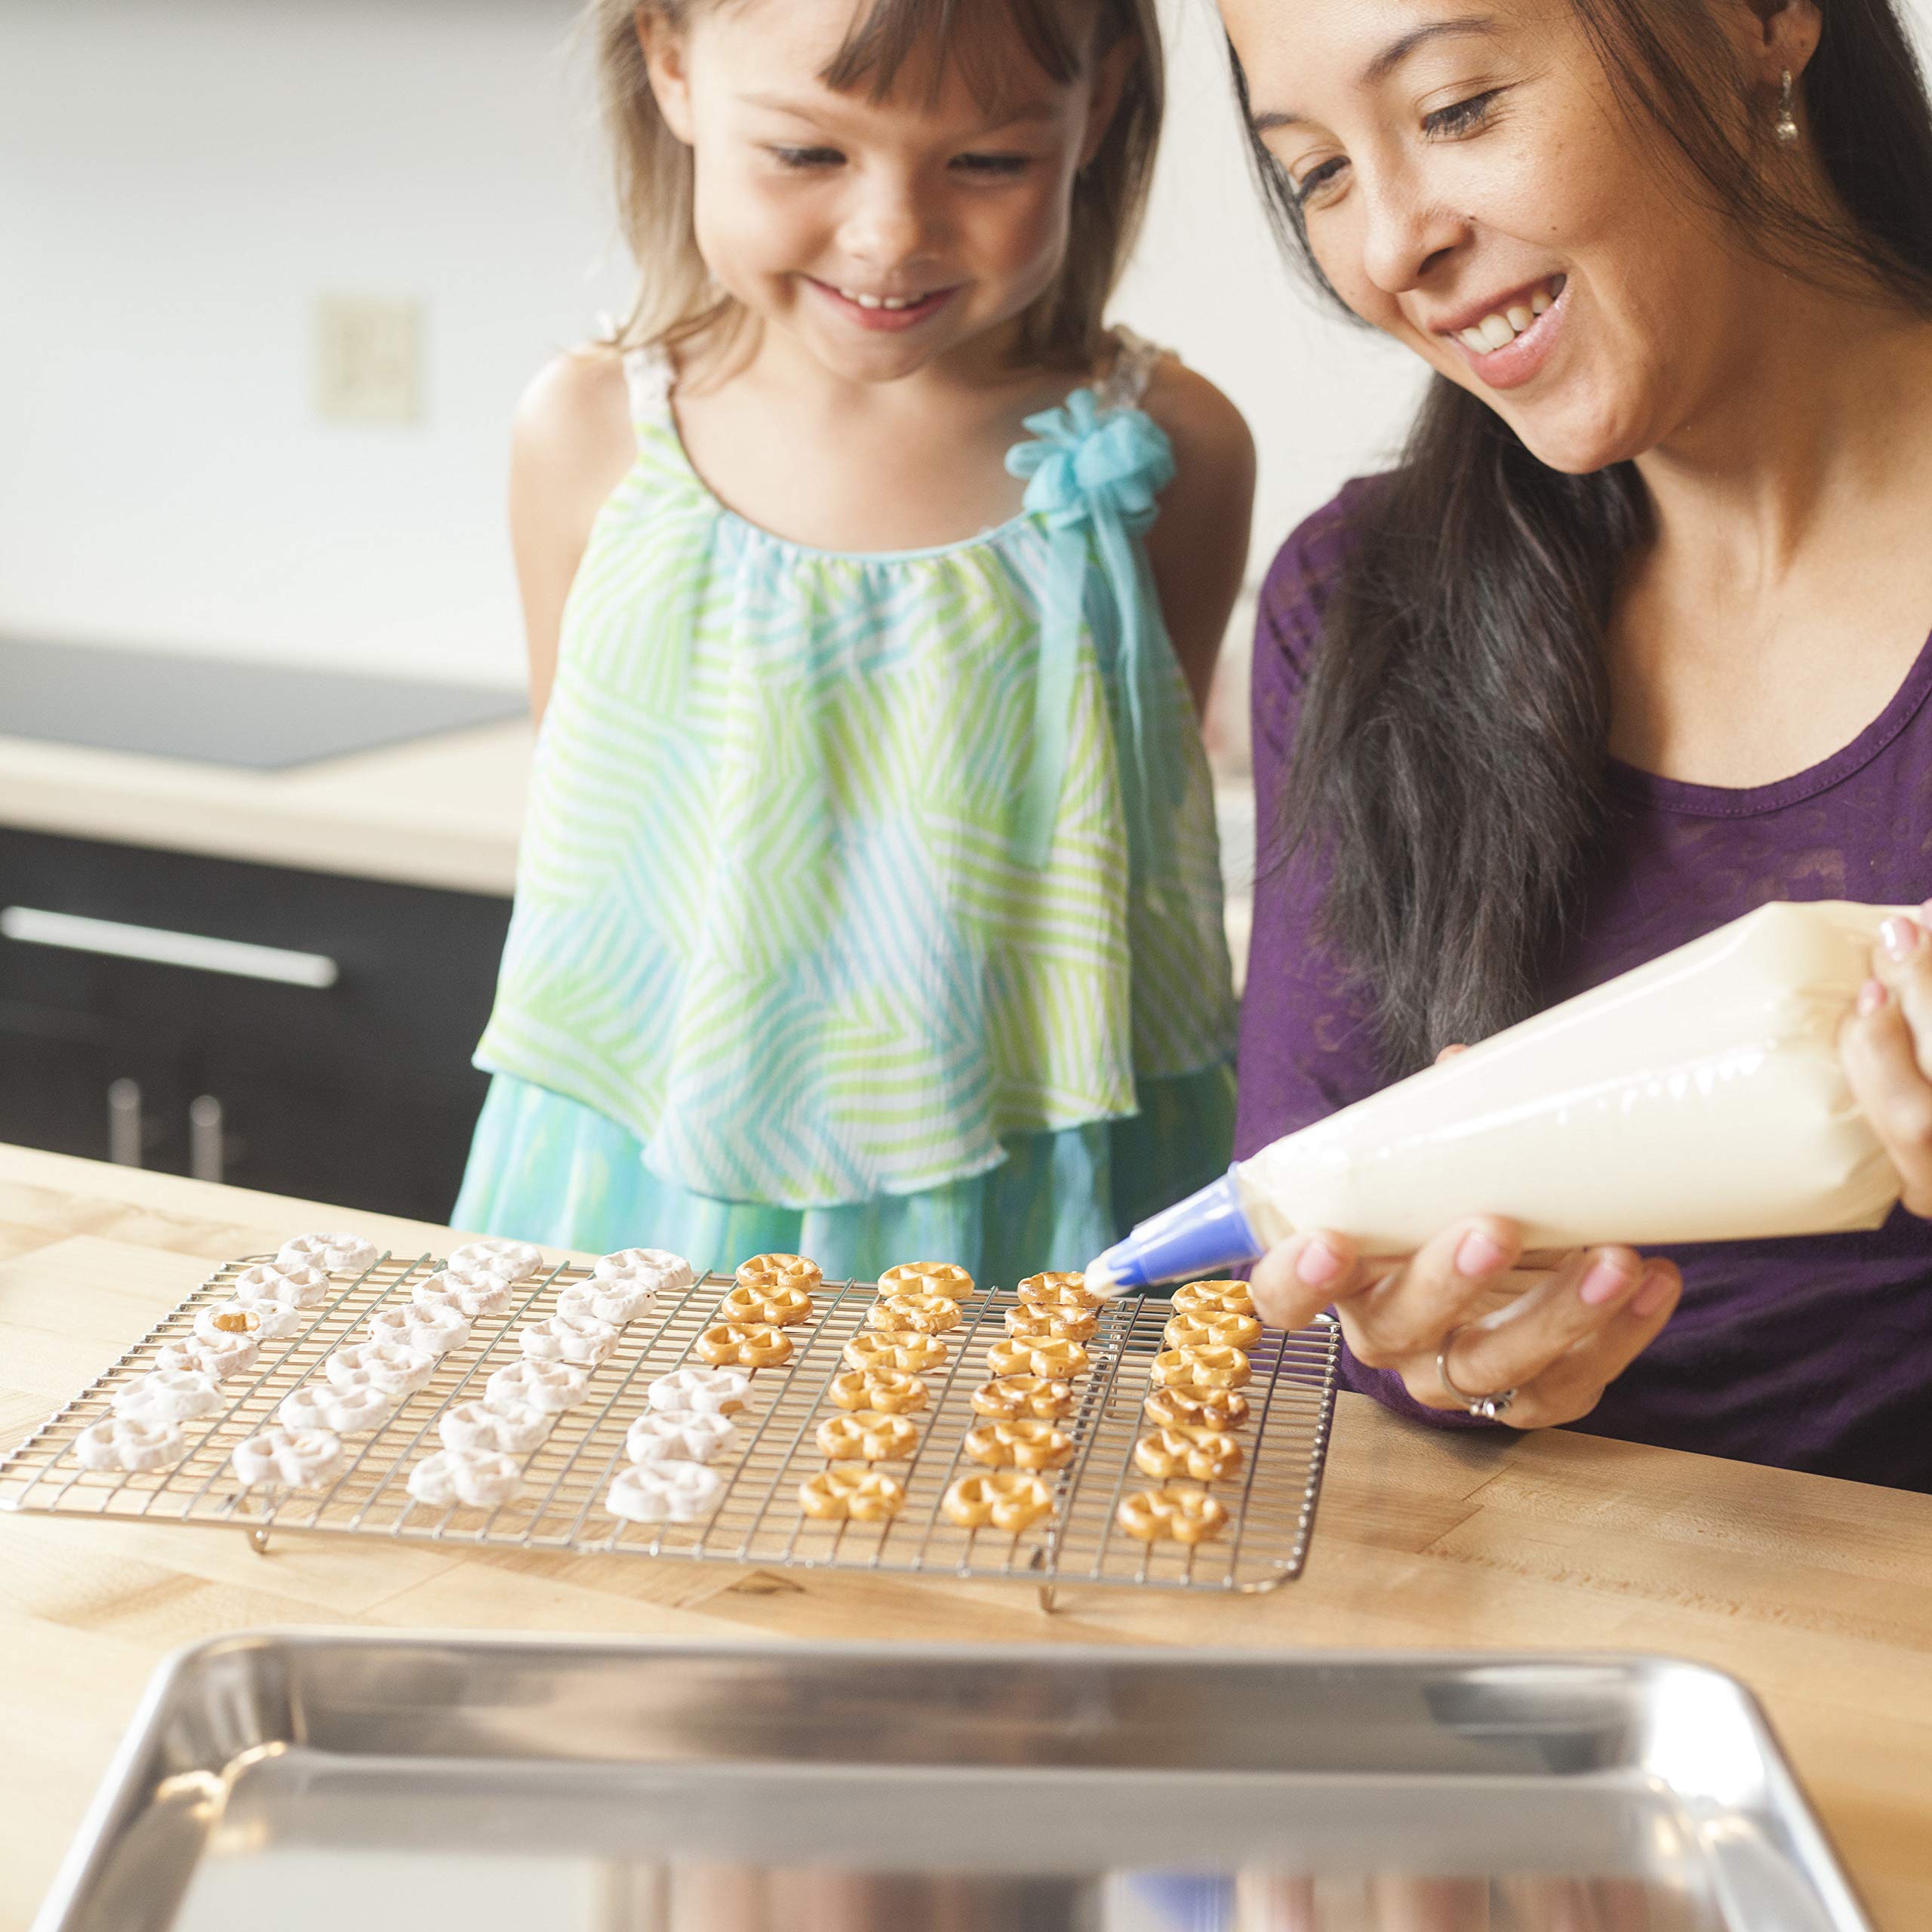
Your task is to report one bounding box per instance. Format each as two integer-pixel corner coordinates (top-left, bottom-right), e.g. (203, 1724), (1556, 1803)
(3, 1143), (1930, 1930)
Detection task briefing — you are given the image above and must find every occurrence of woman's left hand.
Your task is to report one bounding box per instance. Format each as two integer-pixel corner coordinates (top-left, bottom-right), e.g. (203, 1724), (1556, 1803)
(1841, 905), (1932, 1214)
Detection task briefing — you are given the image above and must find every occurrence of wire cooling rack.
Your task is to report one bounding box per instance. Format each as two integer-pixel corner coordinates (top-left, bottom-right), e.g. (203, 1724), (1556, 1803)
(0, 1254), (1340, 1605)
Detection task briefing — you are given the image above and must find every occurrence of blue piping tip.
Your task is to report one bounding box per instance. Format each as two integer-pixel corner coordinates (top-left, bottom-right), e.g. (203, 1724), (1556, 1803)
(1088, 1168), (1261, 1294)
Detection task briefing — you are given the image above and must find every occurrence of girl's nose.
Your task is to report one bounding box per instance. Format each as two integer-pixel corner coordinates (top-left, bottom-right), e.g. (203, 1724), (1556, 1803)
(838, 176), (934, 269)
(1358, 171), (1470, 297)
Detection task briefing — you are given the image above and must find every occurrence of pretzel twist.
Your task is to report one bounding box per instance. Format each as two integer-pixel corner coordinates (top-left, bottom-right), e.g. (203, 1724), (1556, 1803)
(608, 1460), (725, 1524)
(1115, 1486), (1229, 1545)
(1016, 1271), (1103, 1312)
(234, 1261), (331, 1309)
(1143, 1384), (1252, 1432)
(369, 1303), (475, 1357)
(843, 1332), (948, 1375)
(518, 1312), (618, 1367)
(447, 1237), (543, 1283)
(798, 1468), (905, 1521)
(231, 1425), (344, 1491)
(418, 1265), (518, 1319)
(1003, 1303), (1097, 1343)
(155, 1334), (258, 1381)
(878, 1261), (974, 1301)
(866, 1291), (961, 1335)
(814, 1409), (921, 1460)
(964, 1418), (1075, 1470)
(407, 1447), (523, 1510)
(696, 1321), (793, 1368)
(441, 1398), (552, 1456)
(648, 1365), (751, 1415)
(1171, 1279), (1255, 1319)
(75, 1415), (185, 1474)
(970, 1374), (1075, 1422)
(718, 1281), (814, 1327)
(986, 1336), (1088, 1380)
(1150, 1345), (1251, 1392)
(278, 1380), (395, 1435)
(829, 1367), (928, 1414)
(595, 1247), (696, 1297)
(330, 1340), (438, 1396)
(736, 1252), (823, 1294)
(942, 1471), (1053, 1532)
(1133, 1426), (1244, 1483)
(626, 1411), (737, 1465)
(485, 1357), (589, 1414)
(1163, 1311), (1263, 1353)
(558, 1277), (654, 1327)
(114, 1368), (223, 1423)
(277, 1231), (378, 1275)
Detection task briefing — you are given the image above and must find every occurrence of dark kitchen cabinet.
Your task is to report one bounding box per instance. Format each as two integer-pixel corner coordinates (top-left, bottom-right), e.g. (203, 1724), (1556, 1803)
(0, 827), (510, 1221)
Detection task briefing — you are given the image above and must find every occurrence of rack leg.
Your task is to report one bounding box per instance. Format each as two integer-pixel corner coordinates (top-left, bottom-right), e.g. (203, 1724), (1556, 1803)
(247, 1526), (272, 1556)
(1037, 1583), (1061, 1614)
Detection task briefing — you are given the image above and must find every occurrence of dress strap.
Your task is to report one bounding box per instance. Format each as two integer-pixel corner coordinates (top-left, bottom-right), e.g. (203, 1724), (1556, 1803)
(621, 342), (676, 424)
(1095, 325), (1168, 414)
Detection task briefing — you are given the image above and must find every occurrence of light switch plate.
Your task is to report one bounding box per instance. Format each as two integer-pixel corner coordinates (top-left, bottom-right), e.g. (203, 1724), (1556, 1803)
(315, 294), (423, 426)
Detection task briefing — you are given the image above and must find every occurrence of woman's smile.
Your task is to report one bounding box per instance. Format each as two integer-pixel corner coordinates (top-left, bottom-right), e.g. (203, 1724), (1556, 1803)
(1432, 271), (1569, 390)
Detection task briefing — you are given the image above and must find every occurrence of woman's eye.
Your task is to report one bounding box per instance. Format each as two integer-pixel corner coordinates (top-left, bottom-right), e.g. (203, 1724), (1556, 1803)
(952, 152), (1032, 177)
(771, 146), (844, 170)
(1293, 157), (1348, 207)
(1422, 88), (1503, 139)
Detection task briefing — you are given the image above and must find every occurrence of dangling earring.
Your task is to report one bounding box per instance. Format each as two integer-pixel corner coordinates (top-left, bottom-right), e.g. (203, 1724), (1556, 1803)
(1775, 68), (1798, 146)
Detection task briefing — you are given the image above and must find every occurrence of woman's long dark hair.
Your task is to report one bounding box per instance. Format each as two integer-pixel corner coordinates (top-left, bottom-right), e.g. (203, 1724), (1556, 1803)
(1235, 0), (1932, 1075)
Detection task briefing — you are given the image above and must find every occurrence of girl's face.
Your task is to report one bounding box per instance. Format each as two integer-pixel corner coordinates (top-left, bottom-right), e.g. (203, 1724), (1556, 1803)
(1221, 0), (1801, 474)
(646, 0), (1124, 384)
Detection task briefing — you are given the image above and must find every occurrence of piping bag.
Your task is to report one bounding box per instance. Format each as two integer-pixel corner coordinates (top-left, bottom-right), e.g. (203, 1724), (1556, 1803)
(1086, 900), (1909, 1295)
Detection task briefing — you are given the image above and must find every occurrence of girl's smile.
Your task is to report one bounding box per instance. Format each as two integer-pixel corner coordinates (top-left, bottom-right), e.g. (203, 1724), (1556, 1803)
(805, 278), (964, 332)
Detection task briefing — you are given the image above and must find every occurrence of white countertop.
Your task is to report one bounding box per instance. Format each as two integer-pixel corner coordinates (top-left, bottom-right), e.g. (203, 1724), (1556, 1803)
(0, 721), (532, 896)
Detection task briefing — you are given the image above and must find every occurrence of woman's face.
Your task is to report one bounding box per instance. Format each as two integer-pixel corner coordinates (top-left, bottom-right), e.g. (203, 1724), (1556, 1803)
(1221, 0), (1789, 474)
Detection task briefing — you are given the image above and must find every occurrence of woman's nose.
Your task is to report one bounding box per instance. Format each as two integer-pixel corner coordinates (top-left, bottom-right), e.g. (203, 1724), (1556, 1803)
(1358, 171), (1469, 296)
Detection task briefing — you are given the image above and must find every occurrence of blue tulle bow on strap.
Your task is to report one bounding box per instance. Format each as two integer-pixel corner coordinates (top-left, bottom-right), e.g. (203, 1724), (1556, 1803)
(1004, 389), (1179, 884)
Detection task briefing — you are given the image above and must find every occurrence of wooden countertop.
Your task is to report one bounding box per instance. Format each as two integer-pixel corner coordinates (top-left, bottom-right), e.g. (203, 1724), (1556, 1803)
(4, 1145), (1930, 1929)
(0, 720), (531, 896)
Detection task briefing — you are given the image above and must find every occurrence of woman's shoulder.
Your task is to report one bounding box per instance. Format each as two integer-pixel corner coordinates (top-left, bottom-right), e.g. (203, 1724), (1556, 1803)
(1257, 473), (1391, 685)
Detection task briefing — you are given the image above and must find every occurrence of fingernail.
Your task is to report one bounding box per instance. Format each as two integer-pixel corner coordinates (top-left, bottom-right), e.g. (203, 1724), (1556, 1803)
(1858, 977), (1888, 1017)
(1882, 917), (1921, 962)
(1455, 1228), (1509, 1277)
(1632, 1265), (1674, 1317)
(1296, 1239), (1343, 1287)
(1578, 1255), (1634, 1306)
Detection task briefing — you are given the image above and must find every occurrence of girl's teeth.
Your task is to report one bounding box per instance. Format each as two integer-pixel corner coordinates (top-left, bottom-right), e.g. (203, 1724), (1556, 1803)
(838, 288), (920, 310)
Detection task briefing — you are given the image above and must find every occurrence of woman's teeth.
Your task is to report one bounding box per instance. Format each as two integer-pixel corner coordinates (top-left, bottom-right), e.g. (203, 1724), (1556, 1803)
(1457, 276), (1564, 354)
(838, 288), (924, 310)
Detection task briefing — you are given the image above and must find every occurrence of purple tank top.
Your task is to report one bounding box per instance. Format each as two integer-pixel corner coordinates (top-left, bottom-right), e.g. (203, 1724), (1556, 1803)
(1239, 479), (1932, 1493)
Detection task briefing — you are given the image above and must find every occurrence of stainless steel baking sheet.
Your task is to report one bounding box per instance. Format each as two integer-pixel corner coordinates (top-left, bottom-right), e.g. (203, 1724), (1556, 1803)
(35, 1638), (1872, 1932)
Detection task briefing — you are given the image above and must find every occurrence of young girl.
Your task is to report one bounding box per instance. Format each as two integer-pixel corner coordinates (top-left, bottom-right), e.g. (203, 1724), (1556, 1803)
(454, 0), (1254, 1284)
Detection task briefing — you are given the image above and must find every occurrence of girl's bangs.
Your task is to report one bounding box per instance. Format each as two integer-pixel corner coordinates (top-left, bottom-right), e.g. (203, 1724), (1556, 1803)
(822, 0), (1088, 108)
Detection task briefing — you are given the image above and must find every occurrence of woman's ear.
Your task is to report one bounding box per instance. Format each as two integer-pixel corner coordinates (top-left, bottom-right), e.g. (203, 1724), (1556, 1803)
(1730, 0), (1823, 84)
(635, 6), (697, 146)
(1078, 29), (1140, 170)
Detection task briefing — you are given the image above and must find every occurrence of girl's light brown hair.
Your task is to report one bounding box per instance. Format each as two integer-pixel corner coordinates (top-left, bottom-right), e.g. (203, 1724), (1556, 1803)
(589, 0), (1163, 368)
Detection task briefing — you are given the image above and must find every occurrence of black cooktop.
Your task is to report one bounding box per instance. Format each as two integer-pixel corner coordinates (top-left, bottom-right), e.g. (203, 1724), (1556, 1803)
(0, 638), (528, 771)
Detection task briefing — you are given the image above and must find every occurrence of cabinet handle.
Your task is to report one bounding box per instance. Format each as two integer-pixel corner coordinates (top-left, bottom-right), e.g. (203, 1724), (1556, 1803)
(0, 906), (338, 989)
(107, 1078), (142, 1168)
(189, 1094), (225, 1185)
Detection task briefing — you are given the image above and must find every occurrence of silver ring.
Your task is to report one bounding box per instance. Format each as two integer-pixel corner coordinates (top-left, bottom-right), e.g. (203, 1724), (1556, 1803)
(1436, 1331), (1516, 1421)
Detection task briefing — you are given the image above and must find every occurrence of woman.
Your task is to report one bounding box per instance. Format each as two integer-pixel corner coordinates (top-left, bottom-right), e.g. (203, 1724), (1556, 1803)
(1223, 0), (1932, 1490)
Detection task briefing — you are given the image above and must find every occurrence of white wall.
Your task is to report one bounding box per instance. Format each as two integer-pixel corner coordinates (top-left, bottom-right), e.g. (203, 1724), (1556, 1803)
(5, 0), (1929, 689)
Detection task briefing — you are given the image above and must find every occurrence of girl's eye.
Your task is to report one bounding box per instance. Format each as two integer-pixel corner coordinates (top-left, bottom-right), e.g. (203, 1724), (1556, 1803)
(1293, 157), (1348, 208)
(1422, 88), (1503, 140)
(771, 146), (844, 170)
(952, 152), (1032, 177)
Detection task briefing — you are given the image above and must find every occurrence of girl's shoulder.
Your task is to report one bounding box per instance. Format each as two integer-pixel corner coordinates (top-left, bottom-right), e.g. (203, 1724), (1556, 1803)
(1100, 332), (1253, 486)
(512, 343), (637, 499)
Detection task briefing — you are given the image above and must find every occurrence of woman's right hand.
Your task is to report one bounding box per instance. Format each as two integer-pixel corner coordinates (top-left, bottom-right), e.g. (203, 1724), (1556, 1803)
(1249, 1215), (1681, 1429)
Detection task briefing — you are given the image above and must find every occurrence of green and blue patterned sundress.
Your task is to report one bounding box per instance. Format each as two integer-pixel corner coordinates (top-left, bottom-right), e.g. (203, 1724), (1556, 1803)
(453, 329), (1238, 1282)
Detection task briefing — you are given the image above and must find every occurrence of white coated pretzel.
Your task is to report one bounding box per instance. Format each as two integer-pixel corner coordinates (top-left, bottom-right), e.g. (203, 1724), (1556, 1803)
(234, 1260), (332, 1309)
(155, 1334), (258, 1381)
(194, 1300), (295, 1347)
(447, 1238), (543, 1282)
(278, 1380), (395, 1435)
(439, 1398), (552, 1456)
(607, 1460), (724, 1524)
(557, 1278), (654, 1327)
(486, 1358), (589, 1414)
(414, 1266), (518, 1320)
(647, 1366), (751, 1416)
(407, 1447), (523, 1510)
(626, 1411), (737, 1465)
(230, 1425), (343, 1490)
(114, 1368), (223, 1423)
(276, 1232), (378, 1275)
(75, 1415), (185, 1473)
(327, 1340), (436, 1396)
(519, 1312), (617, 1367)
(594, 1247), (694, 1296)
(366, 1303), (472, 1355)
